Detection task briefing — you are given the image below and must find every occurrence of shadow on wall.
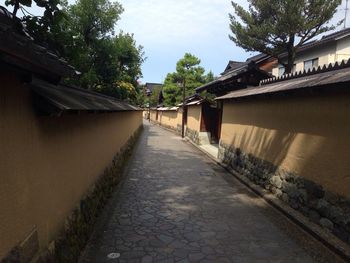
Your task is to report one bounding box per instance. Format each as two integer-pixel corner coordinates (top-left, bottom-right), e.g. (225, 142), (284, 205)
(0, 79), (142, 261)
(231, 126), (297, 170)
(223, 92), (350, 196)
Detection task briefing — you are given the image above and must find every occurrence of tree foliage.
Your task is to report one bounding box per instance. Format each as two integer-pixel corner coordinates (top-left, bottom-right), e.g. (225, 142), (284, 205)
(162, 53), (214, 106)
(67, 0), (122, 46)
(6, 0), (145, 104)
(229, 0), (342, 73)
(6, 0), (67, 53)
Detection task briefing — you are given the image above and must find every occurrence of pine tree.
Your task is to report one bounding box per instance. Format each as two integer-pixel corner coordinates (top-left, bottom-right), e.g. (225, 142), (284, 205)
(162, 53), (214, 106)
(229, 0), (342, 73)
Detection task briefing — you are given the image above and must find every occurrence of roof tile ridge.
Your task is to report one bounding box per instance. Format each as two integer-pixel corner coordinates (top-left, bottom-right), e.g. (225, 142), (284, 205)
(260, 58), (350, 86)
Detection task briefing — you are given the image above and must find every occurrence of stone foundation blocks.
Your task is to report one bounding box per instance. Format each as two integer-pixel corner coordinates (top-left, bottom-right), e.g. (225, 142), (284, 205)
(218, 141), (350, 244)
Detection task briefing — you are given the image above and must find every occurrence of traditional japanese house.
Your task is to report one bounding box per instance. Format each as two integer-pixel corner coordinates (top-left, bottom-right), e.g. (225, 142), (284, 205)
(195, 57), (273, 144)
(178, 94), (219, 145)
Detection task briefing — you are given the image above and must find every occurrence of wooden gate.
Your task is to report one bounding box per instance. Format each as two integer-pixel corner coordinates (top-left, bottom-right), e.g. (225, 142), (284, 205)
(201, 103), (221, 143)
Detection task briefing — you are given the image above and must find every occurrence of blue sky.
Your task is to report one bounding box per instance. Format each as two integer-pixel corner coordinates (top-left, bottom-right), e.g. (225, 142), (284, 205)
(1, 0), (347, 83)
(117, 0), (250, 83)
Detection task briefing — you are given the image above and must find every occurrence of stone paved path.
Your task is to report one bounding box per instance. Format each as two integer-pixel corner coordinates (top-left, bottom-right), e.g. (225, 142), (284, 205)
(79, 122), (333, 263)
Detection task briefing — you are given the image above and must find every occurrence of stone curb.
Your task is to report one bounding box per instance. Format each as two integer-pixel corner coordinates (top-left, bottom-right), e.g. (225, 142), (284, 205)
(149, 123), (350, 262)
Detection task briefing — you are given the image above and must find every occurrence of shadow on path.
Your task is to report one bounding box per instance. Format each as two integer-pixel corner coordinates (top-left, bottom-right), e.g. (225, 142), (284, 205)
(78, 122), (339, 263)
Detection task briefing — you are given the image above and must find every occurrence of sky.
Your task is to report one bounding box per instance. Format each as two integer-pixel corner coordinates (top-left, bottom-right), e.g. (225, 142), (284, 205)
(0, 0), (348, 83)
(116, 0), (249, 83)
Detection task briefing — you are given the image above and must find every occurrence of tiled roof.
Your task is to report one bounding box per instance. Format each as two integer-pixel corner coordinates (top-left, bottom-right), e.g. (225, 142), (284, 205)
(31, 78), (140, 115)
(186, 100), (204, 106)
(176, 94), (206, 106)
(223, 60), (245, 73)
(185, 93), (203, 102)
(216, 59), (350, 100)
(196, 62), (271, 93)
(145, 82), (163, 94)
(246, 53), (270, 63)
(157, 106), (178, 111)
(0, 6), (140, 115)
(0, 6), (76, 80)
(223, 54), (271, 74)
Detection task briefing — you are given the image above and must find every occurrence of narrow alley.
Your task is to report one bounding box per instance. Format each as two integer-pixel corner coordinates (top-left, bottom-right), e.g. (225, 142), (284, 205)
(79, 122), (339, 263)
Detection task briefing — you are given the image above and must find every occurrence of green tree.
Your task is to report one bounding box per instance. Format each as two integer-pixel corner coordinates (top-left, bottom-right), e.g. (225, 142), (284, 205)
(112, 32), (145, 86)
(6, 0), (144, 103)
(61, 0), (123, 88)
(229, 0), (342, 73)
(68, 0), (122, 46)
(205, 70), (215, 83)
(62, 0), (145, 102)
(86, 32), (145, 101)
(162, 73), (180, 106)
(162, 53), (213, 106)
(5, 0), (67, 54)
(5, 0), (51, 17)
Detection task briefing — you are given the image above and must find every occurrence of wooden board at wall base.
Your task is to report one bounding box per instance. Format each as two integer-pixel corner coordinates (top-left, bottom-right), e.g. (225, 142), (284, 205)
(1, 227), (39, 263)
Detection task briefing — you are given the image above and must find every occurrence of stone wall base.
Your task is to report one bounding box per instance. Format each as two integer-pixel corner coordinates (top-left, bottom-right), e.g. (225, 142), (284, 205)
(219, 141), (350, 244)
(198, 132), (211, 145)
(1, 125), (143, 263)
(176, 124), (182, 134)
(185, 127), (199, 145)
(185, 129), (211, 145)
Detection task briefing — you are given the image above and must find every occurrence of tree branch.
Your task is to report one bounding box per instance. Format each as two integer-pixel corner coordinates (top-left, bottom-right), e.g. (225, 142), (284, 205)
(12, 0), (20, 17)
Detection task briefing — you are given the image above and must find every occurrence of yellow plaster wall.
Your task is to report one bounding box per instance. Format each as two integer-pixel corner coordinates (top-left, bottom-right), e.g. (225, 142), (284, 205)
(143, 110), (149, 118)
(186, 105), (201, 132)
(220, 93), (350, 197)
(0, 73), (142, 259)
(150, 110), (158, 122)
(159, 110), (180, 130)
(177, 108), (183, 127)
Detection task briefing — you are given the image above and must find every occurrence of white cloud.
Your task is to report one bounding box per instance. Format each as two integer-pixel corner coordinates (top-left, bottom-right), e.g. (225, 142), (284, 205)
(117, 0), (239, 46)
(1, 0), (348, 82)
(115, 0), (247, 81)
(119, 0), (245, 44)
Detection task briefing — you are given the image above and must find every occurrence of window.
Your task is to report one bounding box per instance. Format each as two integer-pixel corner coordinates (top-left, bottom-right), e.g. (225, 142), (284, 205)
(278, 66), (285, 76)
(304, 58), (319, 71)
(278, 64), (296, 76)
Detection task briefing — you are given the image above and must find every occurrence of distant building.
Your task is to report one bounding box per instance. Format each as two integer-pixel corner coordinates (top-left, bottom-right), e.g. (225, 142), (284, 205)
(223, 53), (277, 76)
(194, 54), (275, 144)
(144, 82), (163, 96)
(196, 54), (274, 96)
(272, 28), (350, 76)
(144, 82), (164, 106)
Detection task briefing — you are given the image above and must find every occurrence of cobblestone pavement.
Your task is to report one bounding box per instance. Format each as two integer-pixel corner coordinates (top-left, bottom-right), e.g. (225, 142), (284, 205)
(79, 122), (337, 263)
